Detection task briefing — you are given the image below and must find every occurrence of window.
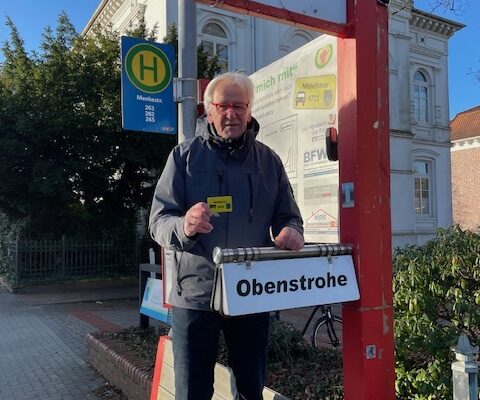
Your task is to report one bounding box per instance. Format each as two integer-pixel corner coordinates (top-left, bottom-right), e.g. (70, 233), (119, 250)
(201, 22), (229, 72)
(413, 71), (428, 123)
(279, 28), (317, 56)
(414, 160), (432, 216)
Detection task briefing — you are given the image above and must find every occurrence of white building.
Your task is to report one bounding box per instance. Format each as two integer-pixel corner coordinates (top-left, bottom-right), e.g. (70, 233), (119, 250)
(83, 0), (463, 247)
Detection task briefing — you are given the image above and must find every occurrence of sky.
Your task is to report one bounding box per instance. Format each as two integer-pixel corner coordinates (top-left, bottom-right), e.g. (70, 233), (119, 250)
(0, 0), (478, 119)
(0, 0), (100, 57)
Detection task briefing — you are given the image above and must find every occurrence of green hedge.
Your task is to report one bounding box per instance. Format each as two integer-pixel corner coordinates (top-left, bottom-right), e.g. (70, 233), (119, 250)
(394, 226), (480, 399)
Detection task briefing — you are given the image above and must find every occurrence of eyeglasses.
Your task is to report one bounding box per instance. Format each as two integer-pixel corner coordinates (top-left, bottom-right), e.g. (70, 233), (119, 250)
(211, 102), (249, 116)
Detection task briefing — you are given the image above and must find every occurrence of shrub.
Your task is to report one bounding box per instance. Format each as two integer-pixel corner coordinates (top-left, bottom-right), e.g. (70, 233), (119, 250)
(266, 320), (343, 399)
(108, 320), (343, 400)
(0, 212), (26, 284)
(393, 226), (480, 399)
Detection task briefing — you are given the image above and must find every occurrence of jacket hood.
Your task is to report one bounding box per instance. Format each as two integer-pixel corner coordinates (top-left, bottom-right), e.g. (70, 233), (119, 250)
(195, 117), (260, 160)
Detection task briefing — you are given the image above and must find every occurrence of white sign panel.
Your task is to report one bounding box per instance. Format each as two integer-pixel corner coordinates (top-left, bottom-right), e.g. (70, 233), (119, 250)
(250, 35), (339, 243)
(162, 249), (175, 306)
(211, 255), (359, 316)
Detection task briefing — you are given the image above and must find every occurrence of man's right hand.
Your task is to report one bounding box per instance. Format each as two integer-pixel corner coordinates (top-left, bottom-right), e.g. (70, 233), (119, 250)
(183, 202), (214, 238)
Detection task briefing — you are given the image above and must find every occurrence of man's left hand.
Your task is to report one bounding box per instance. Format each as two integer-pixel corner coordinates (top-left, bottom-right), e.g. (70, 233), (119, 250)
(274, 227), (304, 251)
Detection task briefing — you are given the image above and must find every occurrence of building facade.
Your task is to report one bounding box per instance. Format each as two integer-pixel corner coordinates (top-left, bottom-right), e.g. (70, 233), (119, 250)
(83, 0), (463, 247)
(388, 0), (463, 246)
(450, 106), (480, 232)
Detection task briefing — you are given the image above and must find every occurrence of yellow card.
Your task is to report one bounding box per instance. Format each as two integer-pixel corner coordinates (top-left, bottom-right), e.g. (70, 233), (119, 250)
(207, 196), (233, 213)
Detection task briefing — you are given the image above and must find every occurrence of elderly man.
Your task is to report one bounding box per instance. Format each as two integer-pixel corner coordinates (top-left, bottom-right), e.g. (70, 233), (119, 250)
(149, 72), (304, 400)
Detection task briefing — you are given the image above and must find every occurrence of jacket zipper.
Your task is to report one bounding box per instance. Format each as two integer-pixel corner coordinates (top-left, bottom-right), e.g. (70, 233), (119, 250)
(247, 173), (254, 223)
(176, 251), (184, 295)
(224, 159), (230, 247)
(218, 168), (224, 193)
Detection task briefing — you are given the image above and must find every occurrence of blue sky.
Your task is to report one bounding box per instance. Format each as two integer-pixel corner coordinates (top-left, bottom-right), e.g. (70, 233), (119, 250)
(0, 0), (478, 119)
(0, 1), (99, 52)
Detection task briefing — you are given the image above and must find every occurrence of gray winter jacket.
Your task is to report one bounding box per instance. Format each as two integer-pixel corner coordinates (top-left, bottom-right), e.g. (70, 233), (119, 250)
(149, 118), (303, 310)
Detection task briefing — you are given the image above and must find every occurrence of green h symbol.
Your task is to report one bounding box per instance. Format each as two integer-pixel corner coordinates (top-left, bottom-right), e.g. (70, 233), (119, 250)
(140, 54), (158, 82)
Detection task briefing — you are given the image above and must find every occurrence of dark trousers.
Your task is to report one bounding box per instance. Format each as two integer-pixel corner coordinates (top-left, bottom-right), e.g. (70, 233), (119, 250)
(171, 307), (270, 400)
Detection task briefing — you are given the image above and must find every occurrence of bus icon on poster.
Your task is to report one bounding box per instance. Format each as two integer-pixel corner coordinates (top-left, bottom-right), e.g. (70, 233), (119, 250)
(295, 91), (306, 106)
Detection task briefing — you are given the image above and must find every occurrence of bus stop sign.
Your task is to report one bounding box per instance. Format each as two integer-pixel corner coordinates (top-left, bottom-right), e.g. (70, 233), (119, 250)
(121, 37), (176, 134)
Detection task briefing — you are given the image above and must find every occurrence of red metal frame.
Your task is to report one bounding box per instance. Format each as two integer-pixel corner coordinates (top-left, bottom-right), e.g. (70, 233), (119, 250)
(196, 0), (347, 37)
(338, 1), (395, 399)
(191, 1), (395, 398)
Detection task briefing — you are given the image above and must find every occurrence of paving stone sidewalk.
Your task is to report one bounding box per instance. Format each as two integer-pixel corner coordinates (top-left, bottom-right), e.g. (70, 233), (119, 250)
(0, 281), (139, 400)
(0, 279), (340, 400)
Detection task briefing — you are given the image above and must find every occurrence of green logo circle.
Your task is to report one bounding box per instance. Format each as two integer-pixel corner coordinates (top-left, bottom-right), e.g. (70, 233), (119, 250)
(315, 44), (333, 69)
(125, 44), (172, 93)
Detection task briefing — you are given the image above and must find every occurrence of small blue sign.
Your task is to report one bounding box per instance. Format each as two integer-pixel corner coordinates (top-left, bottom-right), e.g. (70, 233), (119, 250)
(140, 277), (171, 324)
(121, 36), (176, 134)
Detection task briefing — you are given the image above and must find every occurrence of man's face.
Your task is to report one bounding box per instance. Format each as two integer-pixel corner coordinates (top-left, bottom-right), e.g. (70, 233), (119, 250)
(207, 80), (252, 140)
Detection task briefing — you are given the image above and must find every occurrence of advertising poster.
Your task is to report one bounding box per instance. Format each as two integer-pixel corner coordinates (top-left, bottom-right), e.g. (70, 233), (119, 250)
(250, 35), (339, 243)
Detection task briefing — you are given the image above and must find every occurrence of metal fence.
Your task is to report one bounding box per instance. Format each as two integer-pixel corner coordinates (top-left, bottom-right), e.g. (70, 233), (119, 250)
(8, 237), (141, 284)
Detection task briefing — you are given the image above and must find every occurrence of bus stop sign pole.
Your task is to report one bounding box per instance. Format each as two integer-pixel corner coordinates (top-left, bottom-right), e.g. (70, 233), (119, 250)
(339, 0), (395, 399)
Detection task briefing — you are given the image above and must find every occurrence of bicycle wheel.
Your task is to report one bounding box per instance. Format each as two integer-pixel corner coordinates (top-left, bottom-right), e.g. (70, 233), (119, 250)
(313, 315), (343, 348)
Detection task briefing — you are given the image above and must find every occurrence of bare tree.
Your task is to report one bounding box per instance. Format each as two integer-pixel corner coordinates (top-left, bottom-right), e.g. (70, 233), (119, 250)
(427, 0), (469, 14)
(390, 0), (469, 15)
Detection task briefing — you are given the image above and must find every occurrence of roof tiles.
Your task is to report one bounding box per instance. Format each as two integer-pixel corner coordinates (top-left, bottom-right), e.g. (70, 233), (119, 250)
(450, 106), (480, 141)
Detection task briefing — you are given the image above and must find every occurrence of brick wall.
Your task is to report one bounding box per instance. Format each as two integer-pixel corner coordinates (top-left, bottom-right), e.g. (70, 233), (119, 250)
(87, 333), (152, 400)
(451, 147), (480, 232)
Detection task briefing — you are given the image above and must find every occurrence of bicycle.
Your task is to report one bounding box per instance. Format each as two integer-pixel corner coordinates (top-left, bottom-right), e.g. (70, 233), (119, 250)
(301, 305), (342, 348)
